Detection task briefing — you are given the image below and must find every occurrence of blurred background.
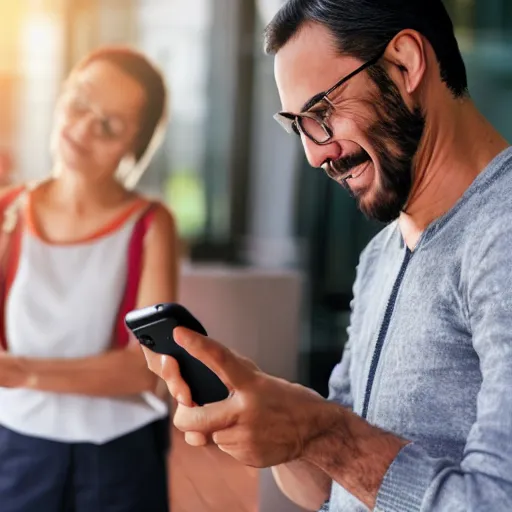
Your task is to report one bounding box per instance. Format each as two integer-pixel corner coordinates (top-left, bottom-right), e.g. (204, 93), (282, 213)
(1, 0), (512, 400)
(1, 2), (511, 511)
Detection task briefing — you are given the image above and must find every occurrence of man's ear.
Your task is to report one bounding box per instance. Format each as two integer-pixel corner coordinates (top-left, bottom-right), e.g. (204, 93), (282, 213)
(385, 30), (427, 95)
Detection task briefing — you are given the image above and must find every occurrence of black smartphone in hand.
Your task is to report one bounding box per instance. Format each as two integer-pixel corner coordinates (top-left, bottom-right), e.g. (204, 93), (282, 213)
(125, 303), (229, 405)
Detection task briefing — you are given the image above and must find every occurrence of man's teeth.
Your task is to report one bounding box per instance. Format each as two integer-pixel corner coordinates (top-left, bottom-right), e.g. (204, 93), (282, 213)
(347, 162), (368, 180)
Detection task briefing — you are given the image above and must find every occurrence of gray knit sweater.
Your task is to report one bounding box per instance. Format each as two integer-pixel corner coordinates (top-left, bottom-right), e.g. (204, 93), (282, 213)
(326, 146), (512, 511)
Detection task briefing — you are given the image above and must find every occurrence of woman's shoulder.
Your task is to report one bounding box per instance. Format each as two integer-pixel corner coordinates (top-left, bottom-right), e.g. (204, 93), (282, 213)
(134, 195), (177, 244)
(1, 179), (52, 209)
(136, 194), (175, 225)
(0, 184), (27, 213)
(0, 183), (26, 201)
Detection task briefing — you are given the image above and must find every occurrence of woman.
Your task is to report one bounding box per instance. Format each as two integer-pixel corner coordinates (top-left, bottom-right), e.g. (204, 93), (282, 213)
(0, 46), (177, 512)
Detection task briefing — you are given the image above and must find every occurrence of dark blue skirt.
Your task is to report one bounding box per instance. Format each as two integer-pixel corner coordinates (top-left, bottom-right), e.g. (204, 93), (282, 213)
(0, 418), (170, 512)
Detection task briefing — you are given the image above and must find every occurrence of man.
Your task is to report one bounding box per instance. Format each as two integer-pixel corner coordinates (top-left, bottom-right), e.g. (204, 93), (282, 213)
(144, 1), (512, 510)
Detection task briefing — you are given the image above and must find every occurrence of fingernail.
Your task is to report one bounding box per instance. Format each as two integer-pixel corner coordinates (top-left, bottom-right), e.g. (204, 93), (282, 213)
(173, 327), (184, 345)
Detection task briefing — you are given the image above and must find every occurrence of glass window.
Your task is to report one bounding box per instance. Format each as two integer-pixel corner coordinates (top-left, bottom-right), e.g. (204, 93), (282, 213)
(136, 0), (212, 241)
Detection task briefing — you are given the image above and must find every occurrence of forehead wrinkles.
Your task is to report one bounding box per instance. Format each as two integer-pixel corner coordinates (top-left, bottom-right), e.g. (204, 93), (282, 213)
(274, 24), (356, 112)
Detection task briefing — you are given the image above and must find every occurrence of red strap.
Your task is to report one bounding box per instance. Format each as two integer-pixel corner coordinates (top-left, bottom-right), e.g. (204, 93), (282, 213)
(0, 186), (25, 210)
(0, 186), (27, 350)
(114, 203), (158, 349)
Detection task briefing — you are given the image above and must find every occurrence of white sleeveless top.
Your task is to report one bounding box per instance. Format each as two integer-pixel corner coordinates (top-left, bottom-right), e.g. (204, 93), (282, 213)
(0, 198), (168, 444)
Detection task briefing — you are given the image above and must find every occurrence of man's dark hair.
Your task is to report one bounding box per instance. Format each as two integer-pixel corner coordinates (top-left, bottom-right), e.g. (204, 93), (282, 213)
(264, 0), (468, 98)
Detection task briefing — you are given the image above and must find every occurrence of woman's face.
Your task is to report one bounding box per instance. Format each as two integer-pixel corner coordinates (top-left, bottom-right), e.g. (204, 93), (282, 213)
(51, 59), (146, 181)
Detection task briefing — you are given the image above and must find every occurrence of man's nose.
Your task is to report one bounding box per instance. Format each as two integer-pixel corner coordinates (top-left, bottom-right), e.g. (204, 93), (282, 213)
(301, 135), (341, 169)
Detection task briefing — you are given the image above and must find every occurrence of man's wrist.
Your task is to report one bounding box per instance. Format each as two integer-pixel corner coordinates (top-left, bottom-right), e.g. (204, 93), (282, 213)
(300, 400), (351, 466)
(299, 401), (408, 509)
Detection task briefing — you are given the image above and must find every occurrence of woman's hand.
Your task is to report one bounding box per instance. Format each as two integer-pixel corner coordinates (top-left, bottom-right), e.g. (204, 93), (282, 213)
(0, 353), (30, 388)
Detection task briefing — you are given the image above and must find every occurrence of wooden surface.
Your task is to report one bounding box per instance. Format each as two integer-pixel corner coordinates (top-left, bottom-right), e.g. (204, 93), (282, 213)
(169, 428), (259, 512)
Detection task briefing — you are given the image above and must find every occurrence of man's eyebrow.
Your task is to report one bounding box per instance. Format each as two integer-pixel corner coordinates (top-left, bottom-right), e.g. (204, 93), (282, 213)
(301, 92), (326, 113)
(300, 73), (353, 113)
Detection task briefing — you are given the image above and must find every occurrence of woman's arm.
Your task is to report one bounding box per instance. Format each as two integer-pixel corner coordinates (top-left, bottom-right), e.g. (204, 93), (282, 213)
(17, 343), (159, 396)
(6, 204), (179, 397)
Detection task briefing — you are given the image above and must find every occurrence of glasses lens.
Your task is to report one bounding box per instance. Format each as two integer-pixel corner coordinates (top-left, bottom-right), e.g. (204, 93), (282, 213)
(299, 116), (330, 144)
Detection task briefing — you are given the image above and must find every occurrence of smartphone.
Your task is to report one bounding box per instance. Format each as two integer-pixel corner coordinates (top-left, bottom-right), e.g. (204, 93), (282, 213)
(125, 303), (229, 405)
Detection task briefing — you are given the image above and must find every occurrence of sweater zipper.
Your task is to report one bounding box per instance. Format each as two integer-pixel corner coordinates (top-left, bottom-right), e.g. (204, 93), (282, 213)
(361, 247), (412, 420)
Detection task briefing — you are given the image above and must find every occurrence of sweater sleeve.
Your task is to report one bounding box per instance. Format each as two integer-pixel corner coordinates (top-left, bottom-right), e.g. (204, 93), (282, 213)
(375, 219), (512, 511)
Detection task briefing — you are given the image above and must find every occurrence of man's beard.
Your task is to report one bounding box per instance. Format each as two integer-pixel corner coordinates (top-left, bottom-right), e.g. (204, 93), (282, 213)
(326, 65), (426, 223)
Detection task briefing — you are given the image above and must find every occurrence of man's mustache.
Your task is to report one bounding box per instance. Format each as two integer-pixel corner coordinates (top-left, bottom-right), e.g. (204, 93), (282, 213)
(328, 151), (371, 178)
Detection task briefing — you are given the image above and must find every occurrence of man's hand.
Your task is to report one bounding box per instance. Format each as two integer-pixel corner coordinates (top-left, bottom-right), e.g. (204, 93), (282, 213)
(143, 327), (408, 509)
(143, 327), (335, 468)
(0, 353), (30, 388)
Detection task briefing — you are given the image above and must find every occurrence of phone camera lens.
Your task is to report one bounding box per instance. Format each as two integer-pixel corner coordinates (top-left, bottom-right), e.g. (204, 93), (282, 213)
(139, 335), (155, 347)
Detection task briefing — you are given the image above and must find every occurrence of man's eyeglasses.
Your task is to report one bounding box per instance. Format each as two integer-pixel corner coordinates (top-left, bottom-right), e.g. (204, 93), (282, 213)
(273, 48), (386, 145)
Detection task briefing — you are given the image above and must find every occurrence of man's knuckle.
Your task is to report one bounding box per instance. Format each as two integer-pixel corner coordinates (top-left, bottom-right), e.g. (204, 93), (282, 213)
(212, 345), (230, 366)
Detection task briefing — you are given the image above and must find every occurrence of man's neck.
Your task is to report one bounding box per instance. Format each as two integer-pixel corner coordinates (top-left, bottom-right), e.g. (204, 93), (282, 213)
(399, 98), (509, 249)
